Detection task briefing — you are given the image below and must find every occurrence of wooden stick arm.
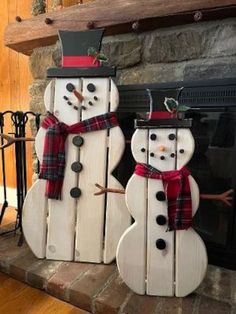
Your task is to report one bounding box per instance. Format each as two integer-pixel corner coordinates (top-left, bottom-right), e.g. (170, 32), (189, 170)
(0, 133), (35, 149)
(200, 189), (234, 207)
(94, 183), (125, 196)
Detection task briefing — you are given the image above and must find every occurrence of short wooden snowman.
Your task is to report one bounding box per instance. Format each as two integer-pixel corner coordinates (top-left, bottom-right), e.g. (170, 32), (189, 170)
(23, 29), (130, 264)
(116, 89), (208, 297)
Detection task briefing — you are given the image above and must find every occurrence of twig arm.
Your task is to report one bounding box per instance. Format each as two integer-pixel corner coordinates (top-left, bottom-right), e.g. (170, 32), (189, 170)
(200, 189), (234, 207)
(0, 133), (35, 149)
(94, 183), (125, 196)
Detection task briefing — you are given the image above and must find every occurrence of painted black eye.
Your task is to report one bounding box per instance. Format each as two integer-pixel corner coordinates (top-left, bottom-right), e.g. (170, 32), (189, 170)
(160, 156), (165, 160)
(168, 133), (176, 140)
(66, 83), (75, 92)
(170, 153), (175, 158)
(87, 83), (96, 92)
(150, 134), (157, 141)
(179, 149), (185, 154)
(141, 148), (146, 152)
(150, 152), (155, 157)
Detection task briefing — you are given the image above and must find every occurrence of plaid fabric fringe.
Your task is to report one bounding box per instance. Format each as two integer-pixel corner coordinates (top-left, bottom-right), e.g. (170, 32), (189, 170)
(135, 163), (192, 231)
(39, 111), (118, 200)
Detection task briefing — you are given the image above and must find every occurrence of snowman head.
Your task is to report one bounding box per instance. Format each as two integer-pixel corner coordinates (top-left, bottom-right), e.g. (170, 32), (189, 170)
(131, 90), (194, 171)
(44, 77), (119, 124)
(43, 29), (117, 124)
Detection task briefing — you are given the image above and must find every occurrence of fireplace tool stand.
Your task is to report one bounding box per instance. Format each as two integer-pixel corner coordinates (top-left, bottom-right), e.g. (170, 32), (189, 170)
(0, 111), (40, 246)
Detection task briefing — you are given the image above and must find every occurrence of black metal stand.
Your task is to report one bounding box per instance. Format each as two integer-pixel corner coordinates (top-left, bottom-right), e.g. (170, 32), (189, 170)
(0, 111), (41, 245)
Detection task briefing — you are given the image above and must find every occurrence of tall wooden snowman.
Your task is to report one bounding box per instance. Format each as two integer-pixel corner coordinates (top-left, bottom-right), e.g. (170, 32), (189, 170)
(23, 29), (130, 264)
(116, 89), (208, 297)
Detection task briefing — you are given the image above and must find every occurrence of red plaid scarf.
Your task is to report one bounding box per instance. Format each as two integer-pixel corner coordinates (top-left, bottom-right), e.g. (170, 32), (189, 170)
(135, 163), (192, 231)
(39, 111), (118, 200)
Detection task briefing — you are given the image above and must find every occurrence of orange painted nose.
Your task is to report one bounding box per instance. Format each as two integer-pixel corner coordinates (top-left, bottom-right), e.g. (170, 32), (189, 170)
(73, 90), (84, 102)
(159, 145), (166, 152)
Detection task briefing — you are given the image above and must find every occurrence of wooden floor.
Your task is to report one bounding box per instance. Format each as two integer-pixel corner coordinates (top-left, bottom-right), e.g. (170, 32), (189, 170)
(0, 208), (89, 314)
(0, 273), (89, 314)
(1, 206), (17, 227)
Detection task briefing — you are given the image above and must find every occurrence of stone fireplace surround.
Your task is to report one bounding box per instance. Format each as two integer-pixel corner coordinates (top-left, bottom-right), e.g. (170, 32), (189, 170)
(29, 17), (236, 117)
(2, 17), (236, 314)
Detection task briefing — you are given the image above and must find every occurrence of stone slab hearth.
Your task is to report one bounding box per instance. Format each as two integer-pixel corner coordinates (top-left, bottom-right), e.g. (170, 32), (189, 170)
(0, 226), (235, 314)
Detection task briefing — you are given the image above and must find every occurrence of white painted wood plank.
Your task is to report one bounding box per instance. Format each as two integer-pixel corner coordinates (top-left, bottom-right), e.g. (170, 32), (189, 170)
(189, 175), (200, 216)
(175, 227), (208, 297)
(148, 128), (176, 172)
(104, 79), (130, 264)
(131, 129), (148, 164)
(44, 80), (55, 112)
(116, 129), (148, 294)
(46, 78), (80, 261)
(117, 174), (147, 295)
(176, 129), (195, 170)
(22, 179), (47, 258)
(35, 128), (46, 163)
(75, 78), (109, 263)
(110, 79), (119, 111)
(175, 128), (207, 296)
(104, 126), (130, 263)
(146, 178), (174, 296)
(146, 128), (175, 296)
(22, 79), (56, 259)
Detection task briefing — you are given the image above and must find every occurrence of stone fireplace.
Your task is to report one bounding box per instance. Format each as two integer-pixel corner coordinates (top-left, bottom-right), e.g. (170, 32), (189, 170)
(29, 17), (236, 110)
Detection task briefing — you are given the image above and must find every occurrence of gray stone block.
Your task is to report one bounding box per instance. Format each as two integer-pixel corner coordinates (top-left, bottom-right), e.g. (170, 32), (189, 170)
(52, 40), (62, 68)
(118, 63), (185, 85)
(143, 29), (205, 63)
(29, 80), (49, 99)
(207, 24), (236, 58)
(102, 34), (142, 69)
(184, 57), (236, 81)
(29, 45), (56, 79)
(29, 98), (46, 114)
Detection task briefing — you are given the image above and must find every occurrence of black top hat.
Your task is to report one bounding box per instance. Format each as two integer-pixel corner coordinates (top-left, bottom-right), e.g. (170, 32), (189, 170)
(47, 29), (116, 78)
(135, 88), (192, 129)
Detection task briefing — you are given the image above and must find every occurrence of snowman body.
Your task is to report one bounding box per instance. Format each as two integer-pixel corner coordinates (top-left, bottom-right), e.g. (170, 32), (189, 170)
(23, 76), (130, 263)
(116, 127), (207, 296)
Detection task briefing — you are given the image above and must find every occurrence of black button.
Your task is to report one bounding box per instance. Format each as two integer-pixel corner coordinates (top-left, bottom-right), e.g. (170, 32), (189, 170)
(150, 152), (154, 157)
(168, 133), (176, 140)
(150, 134), (157, 141)
(71, 162), (83, 173)
(156, 191), (166, 201)
(87, 83), (96, 92)
(141, 148), (146, 152)
(156, 215), (167, 225)
(70, 187), (81, 198)
(156, 239), (166, 250)
(160, 155), (165, 160)
(170, 153), (175, 158)
(179, 149), (185, 154)
(66, 83), (75, 92)
(72, 136), (84, 147)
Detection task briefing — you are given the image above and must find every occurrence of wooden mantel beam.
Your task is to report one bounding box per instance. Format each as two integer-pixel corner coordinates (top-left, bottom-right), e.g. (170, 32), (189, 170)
(4, 0), (236, 55)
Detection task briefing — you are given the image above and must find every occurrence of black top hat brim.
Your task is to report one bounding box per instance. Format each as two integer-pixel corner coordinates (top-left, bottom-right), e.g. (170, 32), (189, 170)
(135, 118), (192, 129)
(47, 66), (116, 78)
